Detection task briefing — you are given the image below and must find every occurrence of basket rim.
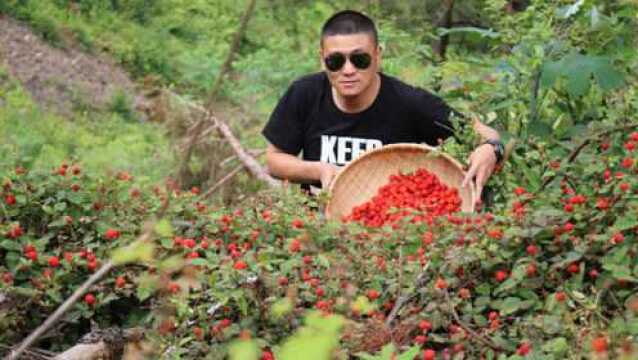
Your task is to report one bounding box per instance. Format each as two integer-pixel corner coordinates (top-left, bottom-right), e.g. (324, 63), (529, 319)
(325, 143), (476, 219)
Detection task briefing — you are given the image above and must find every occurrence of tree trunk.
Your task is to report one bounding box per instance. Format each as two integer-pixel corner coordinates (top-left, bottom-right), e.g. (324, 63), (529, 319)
(208, 0), (258, 101)
(432, 0), (455, 61)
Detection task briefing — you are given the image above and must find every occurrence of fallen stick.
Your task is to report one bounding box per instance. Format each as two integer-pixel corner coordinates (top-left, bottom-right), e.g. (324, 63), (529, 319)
(201, 164), (244, 199)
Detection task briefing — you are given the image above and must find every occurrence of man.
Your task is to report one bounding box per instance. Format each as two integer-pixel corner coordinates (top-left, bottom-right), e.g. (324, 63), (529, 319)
(262, 10), (504, 203)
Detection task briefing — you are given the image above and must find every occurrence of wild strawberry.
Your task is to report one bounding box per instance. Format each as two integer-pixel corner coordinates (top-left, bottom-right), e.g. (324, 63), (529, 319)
(291, 218), (304, 228)
(621, 157), (633, 169)
(233, 260), (247, 270)
(87, 260), (98, 271)
(555, 292), (567, 302)
(5, 194), (16, 205)
(315, 287), (325, 297)
(193, 326), (204, 340)
(564, 222), (574, 232)
(184, 238), (196, 248)
(458, 288), (471, 299)
(514, 187), (526, 196)
(70, 183), (81, 192)
(199, 240), (209, 249)
(115, 276), (126, 288)
(191, 186), (200, 195)
(612, 232), (625, 244)
(261, 350), (274, 360)
(303, 255), (313, 265)
(495, 270), (508, 282)
(516, 342), (531, 356)
(526, 244), (539, 256)
(591, 336), (608, 353)
(2, 272), (13, 285)
(435, 278), (448, 290)
(567, 263), (579, 274)
(168, 282), (180, 294)
(367, 289), (380, 300)
(414, 335), (427, 345)
(288, 238), (301, 253)
(422, 349), (436, 360)
(48, 256), (60, 267)
(488, 311), (499, 321)
(104, 228), (120, 240)
(526, 263), (537, 277)
(278, 276), (288, 286)
(620, 182), (630, 192)
(26, 250), (38, 261)
(220, 318), (232, 328)
(419, 319), (433, 332)
(84, 293), (96, 306)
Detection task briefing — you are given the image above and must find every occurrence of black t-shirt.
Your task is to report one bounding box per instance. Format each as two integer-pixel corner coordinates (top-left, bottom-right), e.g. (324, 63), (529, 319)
(262, 72), (458, 182)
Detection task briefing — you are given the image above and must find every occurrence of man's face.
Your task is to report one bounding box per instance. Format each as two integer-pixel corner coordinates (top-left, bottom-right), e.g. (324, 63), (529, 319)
(320, 33), (380, 99)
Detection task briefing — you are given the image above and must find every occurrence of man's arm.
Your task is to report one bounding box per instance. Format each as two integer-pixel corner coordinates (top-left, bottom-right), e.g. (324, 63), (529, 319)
(265, 143), (339, 188)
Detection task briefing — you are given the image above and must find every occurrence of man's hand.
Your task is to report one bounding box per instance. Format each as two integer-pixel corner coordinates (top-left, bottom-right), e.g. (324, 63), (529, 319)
(461, 143), (497, 205)
(318, 162), (340, 189)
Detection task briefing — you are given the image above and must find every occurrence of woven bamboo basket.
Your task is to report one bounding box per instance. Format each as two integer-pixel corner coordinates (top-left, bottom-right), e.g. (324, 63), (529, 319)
(325, 143), (476, 221)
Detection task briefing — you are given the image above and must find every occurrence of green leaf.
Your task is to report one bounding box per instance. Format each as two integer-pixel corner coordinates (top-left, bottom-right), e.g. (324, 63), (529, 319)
(542, 337), (568, 355)
(228, 339), (259, 360)
(0, 240), (22, 251)
(397, 346), (420, 360)
(542, 315), (563, 334)
(112, 240), (155, 265)
(528, 120), (552, 138)
(154, 219), (173, 237)
(614, 216), (638, 231)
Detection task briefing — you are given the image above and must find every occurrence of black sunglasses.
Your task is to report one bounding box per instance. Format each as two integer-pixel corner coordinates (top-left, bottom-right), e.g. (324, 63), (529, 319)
(324, 52), (372, 72)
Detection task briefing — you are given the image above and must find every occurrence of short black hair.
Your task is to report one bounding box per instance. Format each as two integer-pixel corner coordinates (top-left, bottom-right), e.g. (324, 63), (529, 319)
(321, 10), (378, 46)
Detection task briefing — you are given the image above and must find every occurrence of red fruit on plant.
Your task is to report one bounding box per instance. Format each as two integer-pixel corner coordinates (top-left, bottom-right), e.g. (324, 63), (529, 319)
(26, 250), (38, 261)
(87, 260), (97, 271)
(414, 335), (427, 345)
(458, 288), (471, 299)
(261, 350), (275, 360)
(104, 228), (120, 240)
(612, 232), (625, 244)
(193, 326), (204, 340)
(631, 132), (638, 142)
(233, 260), (248, 270)
(567, 263), (579, 274)
(8, 224), (23, 238)
(315, 287), (325, 297)
(526, 244), (539, 256)
(48, 256), (60, 267)
(278, 276), (288, 286)
(58, 167), (67, 176)
(435, 278), (448, 290)
(191, 186), (200, 195)
(422, 349), (436, 360)
(303, 255), (313, 265)
(419, 320), (433, 332)
(70, 183), (81, 192)
(184, 238), (196, 248)
(288, 238), (301, 253)
(488, 311), (499, 321)
(495, 270), (508, 282)
(115, 276), (126, 288)
(589, 269), (599, 278)
(591, 336), (608, 353)
(5, 194), (16, 205)
(291, 218), (304, 228)
(2, 272), (13, 285)
(220, 318), (232, 328)
(526, 263), (537, 277)
(84, 293), (96, 306)
(619, 182), (630, 192)
(555, 292), (567, 302)
(168, 282), (180, 294)
(564, 222), (574, 232)
(516, 342), (531, 356)
(514, 187), (526, 196)
(487, 229), (503, 240)
(621, 157), (634, 169)
(367, 289), (380, 300)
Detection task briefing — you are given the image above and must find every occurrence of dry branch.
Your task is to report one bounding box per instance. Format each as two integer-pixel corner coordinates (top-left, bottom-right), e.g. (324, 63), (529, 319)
(201, 164), (245, 199)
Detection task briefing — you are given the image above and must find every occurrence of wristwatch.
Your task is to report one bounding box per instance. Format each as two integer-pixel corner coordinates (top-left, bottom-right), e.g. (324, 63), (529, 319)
(482, 139), (504, 164)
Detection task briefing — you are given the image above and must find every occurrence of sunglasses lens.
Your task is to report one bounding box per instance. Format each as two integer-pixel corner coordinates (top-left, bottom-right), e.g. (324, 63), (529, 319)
(325, 53), (346, 72)
(350, 53), (372, 70)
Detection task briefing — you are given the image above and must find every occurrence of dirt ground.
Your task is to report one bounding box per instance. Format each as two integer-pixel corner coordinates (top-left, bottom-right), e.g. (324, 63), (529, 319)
(0, 15), (145, 117)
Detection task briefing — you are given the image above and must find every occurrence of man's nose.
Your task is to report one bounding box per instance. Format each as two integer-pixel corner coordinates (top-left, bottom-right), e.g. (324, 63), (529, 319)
(342, 58), (357, 75)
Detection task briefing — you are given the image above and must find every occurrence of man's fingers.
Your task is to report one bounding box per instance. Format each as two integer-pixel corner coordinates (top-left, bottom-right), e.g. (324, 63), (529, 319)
(462, 162), (478, 189)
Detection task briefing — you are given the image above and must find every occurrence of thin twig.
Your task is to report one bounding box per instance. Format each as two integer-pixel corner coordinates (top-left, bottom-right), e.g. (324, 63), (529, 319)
(385, 263), (430, 327)
(444, 290), (503, 352)
(539, 122), (638, 191)
(200, 164), (244, 199)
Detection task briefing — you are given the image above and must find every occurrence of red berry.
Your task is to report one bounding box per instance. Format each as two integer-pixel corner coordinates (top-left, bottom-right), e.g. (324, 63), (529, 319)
(422, 349), (436, 360)
(193, 326), (204, 340)
(48, 256), (60, 267)
(291, 218), (304, 228)
(516, 342), (531, 356)
(26, 250), (38, 261)
(435, 278), (448, 290)
(367, 289), (380, 300)
(233, 260), (247, 270)
(419, 319), (433, 332)
(567, 263), (579, 274)
(495, 270), (508, 282)
(5, 194), (16, 205)
(315, 287), (325, 297)
(84, 293), (96, 306)
(104, 228), (120, 240)
(115, 276), (126, 288)
(555, 292), (567, 302)
(220, 318), (232, 328)
(526, 263), (537, 277)
(591, 336), (608, 353)
(414, 335), (427, 345)
(288, 238), (301, 253)
(278, 276), (288, 286)
(526, 244), (539, 256)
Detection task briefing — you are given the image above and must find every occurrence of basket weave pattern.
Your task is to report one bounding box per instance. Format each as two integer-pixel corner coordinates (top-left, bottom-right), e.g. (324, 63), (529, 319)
(326, 144), (475, 221)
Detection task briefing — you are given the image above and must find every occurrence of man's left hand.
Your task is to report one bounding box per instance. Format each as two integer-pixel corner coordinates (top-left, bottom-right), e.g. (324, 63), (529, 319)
(461, 143), (497, 205)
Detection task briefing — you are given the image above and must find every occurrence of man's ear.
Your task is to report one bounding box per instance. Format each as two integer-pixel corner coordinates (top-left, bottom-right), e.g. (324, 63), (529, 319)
(318, 47), (325, 71)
